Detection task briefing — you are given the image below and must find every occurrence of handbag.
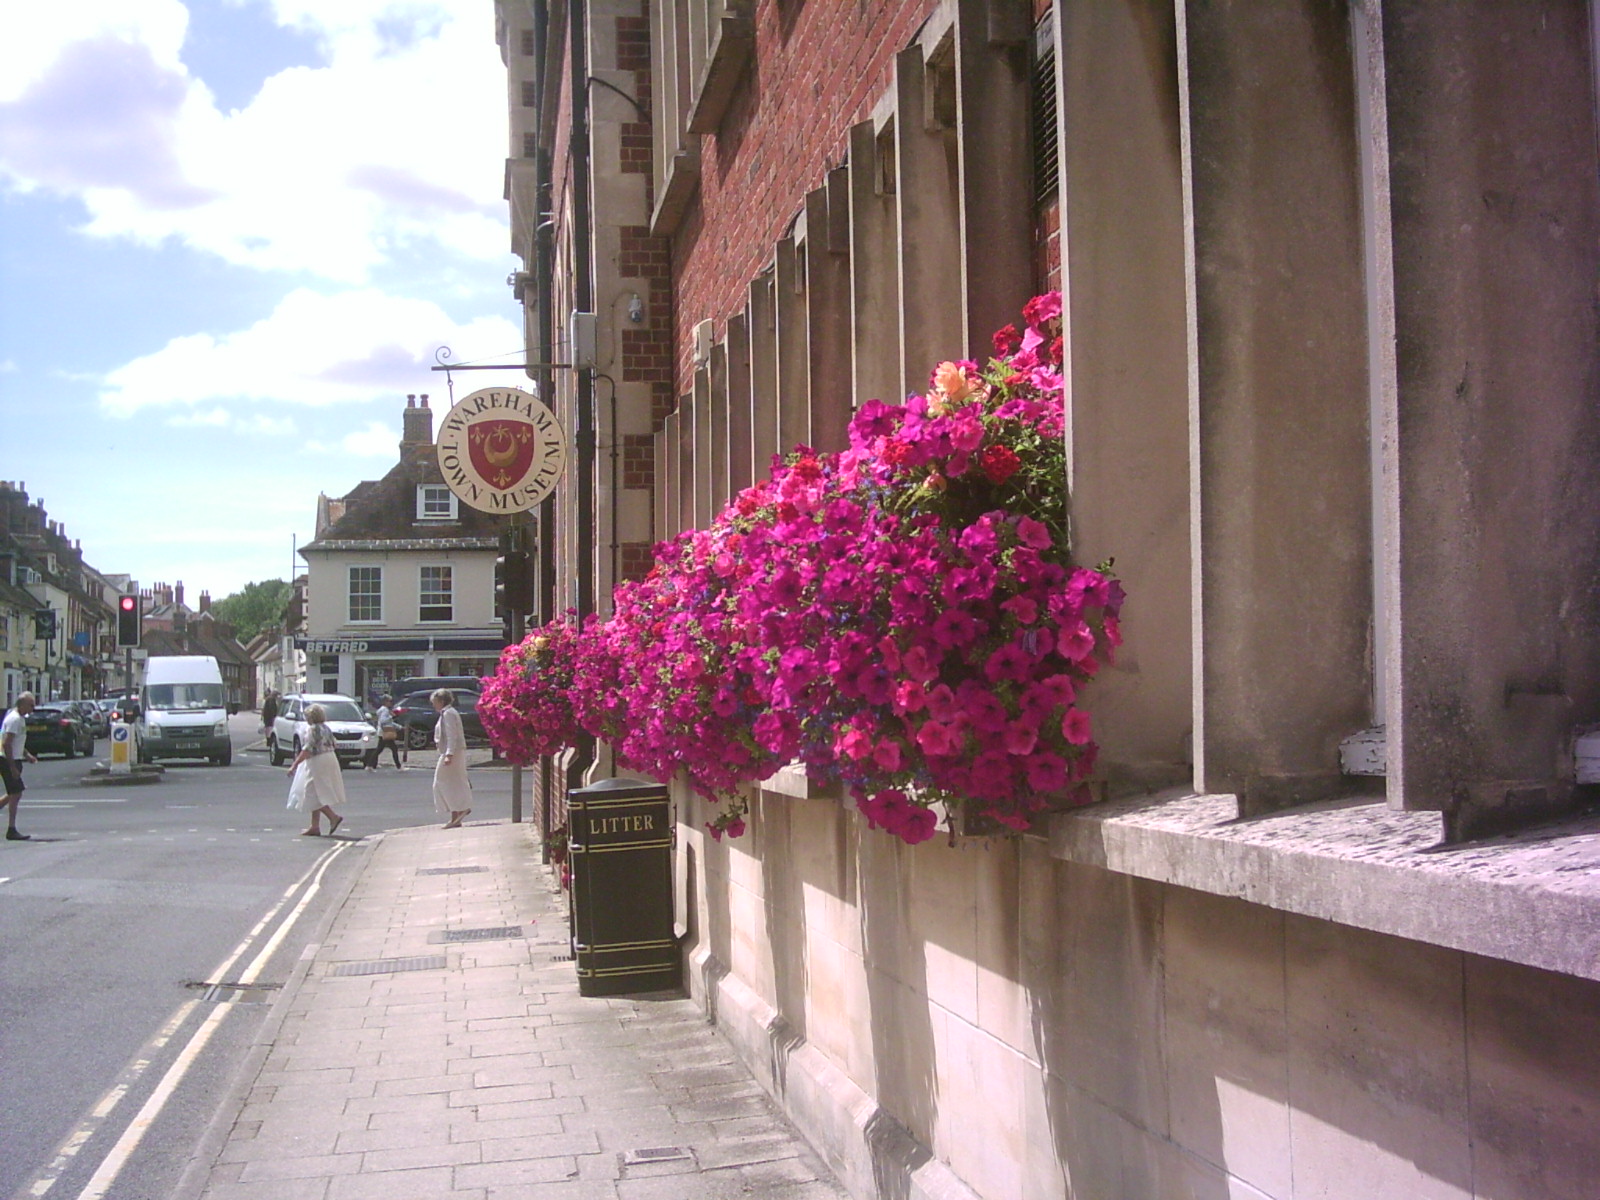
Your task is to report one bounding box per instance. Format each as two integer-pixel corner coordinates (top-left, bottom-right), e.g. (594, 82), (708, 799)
(381, 727), (399, 741)
(286, 762), (308, 809)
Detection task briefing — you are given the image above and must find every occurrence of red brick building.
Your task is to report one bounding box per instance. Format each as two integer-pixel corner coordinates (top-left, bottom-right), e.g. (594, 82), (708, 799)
(502, 3), (1600, 1198)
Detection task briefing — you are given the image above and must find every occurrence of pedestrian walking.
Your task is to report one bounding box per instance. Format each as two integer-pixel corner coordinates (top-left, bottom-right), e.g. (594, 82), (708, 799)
(260, 690), (279, 736)
(367, 694), (403, 770)
(286, 704), (346, 837)
(431, 688), (471, 828)
(1, 692), (38, 841)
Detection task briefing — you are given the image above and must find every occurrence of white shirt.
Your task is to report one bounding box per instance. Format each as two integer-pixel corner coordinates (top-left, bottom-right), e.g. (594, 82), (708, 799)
(2, 708), (26, 760)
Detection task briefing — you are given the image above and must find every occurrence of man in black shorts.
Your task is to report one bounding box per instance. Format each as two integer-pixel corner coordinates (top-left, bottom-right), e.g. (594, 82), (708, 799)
(2, 691), (38, 841)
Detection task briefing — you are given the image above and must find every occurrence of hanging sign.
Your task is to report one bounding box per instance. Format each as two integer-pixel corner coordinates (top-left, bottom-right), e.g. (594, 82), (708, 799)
(436, 387), (568, 513)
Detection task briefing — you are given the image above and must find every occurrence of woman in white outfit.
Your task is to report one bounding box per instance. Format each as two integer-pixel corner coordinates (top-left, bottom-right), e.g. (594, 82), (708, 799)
(286, 704), (346, 837)
(432, 689), (472, 828)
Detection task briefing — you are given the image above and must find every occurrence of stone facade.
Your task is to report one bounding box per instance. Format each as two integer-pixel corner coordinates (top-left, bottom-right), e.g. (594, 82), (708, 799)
(513, 1), (1600, 1196)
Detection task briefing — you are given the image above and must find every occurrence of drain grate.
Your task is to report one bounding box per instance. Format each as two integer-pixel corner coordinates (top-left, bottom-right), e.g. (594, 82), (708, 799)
(417, 866), (489, 876)
(185, 980), (283, 1004)
(427, 926), (523, 944)
(550, 953), (574, 962)
(328, 955), (448, 977)
(621, 1146), (693, 1167)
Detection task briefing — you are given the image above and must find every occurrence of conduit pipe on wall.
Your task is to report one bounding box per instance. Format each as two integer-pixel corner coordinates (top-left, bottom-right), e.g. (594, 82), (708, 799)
(565, 0), (597, 796)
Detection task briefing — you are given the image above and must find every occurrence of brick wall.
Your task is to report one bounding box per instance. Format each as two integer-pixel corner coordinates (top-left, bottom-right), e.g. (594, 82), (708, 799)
(614, 10), (674, 579)
(671, 0), (939, 393)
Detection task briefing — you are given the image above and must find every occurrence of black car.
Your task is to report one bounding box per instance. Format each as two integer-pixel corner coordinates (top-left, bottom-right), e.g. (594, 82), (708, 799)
(69, 699), (109, 738)
(390, 688), (485, 749)
(25, 705), (95, 758)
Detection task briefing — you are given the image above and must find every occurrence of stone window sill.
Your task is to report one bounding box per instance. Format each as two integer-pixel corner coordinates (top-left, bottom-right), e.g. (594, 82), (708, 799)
(1048, 788), (1600, 983)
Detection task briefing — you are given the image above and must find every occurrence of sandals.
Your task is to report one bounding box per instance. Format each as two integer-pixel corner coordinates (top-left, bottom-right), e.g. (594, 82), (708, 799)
(328, 815), (344, 836)
(443, 809), (471, 829)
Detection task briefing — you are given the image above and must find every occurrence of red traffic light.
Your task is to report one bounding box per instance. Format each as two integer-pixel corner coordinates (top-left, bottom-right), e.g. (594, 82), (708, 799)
(117, 592), (142, 647)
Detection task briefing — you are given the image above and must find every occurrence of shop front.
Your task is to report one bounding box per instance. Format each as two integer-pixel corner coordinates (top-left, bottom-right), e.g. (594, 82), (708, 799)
(296, 634), (505, 706)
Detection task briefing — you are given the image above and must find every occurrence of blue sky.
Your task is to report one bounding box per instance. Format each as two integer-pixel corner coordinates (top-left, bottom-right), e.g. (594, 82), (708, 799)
(0, 0), (523, 599)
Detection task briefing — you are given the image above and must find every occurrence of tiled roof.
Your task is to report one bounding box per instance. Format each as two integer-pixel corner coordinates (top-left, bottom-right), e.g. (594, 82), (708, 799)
(303, 538), (499, 552)
(302, 444), (508, 551)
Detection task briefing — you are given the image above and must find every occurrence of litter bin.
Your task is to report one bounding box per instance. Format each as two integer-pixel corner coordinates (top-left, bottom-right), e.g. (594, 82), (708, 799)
(568, 777), (680, 996)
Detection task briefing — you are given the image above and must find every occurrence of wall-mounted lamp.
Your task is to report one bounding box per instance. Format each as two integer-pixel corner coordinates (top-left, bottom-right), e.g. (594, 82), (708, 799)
(627, 293), (645, 324)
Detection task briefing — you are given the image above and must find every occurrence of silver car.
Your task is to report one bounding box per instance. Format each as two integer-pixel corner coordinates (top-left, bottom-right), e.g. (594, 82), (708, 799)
(267, 693), (379, 768)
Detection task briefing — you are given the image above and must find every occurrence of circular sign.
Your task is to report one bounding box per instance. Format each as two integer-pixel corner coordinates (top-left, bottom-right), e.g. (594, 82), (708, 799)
(436, 387), (568, 513)
(112, 725), (130, 741)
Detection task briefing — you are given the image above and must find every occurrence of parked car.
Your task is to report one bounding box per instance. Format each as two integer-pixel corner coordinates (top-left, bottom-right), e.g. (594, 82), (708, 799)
(25, 704), (95, 758)
(71, 699), (109, 738)
(390, 688), (486, 750)
(268, 693), (379, 768)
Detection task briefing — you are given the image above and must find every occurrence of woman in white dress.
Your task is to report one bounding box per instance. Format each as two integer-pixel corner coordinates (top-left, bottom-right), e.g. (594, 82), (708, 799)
(286, 704), (347, 837)
(432, 689), (472, 829)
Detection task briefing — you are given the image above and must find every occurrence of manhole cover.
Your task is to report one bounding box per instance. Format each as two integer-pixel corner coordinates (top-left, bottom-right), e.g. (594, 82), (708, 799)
(428, 926), (523, 943)
(417, 866), (489, 876)
(328, 955), (449, 977)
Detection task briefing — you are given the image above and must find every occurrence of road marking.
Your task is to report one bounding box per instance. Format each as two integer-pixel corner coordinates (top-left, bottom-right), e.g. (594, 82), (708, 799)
(18, 843), (349, 1200)
(72, 843), (349, 1200)
(22, 798), (130, 805)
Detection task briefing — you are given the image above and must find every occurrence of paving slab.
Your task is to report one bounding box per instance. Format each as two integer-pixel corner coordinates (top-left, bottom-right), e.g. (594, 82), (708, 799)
(181, 820), (849, 1200)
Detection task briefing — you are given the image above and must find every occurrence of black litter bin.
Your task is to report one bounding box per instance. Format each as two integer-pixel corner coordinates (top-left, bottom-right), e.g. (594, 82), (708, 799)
(567, 777), (680, 996)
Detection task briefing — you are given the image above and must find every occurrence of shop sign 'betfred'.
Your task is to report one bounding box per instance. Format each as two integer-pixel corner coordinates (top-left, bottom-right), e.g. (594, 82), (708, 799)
(436, 387), (568, 513)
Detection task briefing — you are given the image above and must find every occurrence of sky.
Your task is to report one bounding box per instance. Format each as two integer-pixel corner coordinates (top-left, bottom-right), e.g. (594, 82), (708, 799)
(0, 0), (525, 600)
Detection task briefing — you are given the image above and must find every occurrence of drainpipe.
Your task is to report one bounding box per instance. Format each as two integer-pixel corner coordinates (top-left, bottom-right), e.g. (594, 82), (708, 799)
(529, 0), (557, 858)
(565, 0), (597, 798)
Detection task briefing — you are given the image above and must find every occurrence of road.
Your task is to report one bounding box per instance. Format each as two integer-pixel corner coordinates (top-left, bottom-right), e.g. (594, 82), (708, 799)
(0, 712), (517, 1200)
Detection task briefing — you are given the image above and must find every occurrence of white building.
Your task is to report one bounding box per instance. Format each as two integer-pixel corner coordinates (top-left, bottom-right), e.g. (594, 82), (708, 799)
(297, 396), (509, 703)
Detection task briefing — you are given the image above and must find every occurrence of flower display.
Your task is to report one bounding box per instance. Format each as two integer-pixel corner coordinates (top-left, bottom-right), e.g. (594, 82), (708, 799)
(476, 615), (585, 764)
(478, 293), (1123, 844)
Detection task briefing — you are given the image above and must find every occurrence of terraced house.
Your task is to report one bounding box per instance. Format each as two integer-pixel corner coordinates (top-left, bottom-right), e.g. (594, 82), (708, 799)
(499, 2), (1600, 1197)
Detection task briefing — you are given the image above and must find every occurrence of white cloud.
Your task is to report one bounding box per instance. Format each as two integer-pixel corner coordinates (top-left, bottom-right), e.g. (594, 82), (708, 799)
(101, 287), (521, 414)
(166, 407), (232, 427)
(0, 1), (509, 281)
(338, 420), (402, 457)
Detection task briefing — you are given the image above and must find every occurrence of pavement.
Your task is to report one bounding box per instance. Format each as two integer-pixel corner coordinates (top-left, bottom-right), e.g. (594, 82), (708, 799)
(175, 818), (849, 1200)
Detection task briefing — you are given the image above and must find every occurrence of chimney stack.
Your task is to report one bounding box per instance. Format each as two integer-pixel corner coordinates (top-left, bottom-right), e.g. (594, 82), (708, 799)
(401, 393), (434, 450)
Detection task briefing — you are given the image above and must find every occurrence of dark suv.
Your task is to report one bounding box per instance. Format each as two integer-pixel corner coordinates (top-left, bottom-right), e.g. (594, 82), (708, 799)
(25, 705), (95, 758)
(390, 689), (485, 749)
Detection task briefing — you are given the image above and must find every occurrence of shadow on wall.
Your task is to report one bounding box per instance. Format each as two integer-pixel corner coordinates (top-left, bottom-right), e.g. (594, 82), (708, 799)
(858, 828), (939, 1200)
(757, 790), (811, 1087)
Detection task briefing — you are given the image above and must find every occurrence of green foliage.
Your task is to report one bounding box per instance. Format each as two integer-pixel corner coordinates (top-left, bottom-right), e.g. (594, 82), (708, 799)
(211, 579), (292, 641)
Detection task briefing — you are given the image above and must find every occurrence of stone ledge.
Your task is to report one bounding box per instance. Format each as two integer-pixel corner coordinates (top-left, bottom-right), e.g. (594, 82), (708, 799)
(1048, 789), (1600, 983)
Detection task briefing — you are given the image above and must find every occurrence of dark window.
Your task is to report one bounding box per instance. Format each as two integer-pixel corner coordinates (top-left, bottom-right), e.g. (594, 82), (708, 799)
(521, 80), (537, 108)
(520, 29), (534, 55)
(523, 132), (538, 158)
(1032, 12), (1058, 206)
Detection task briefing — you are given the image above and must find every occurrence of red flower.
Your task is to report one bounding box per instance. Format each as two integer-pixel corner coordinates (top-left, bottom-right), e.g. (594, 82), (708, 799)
(978, 444), (1021, 484)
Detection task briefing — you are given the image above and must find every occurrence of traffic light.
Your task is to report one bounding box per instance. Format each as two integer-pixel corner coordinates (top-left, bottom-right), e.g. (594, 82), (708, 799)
(116, 593), (142, 647)
(494, 547), (534, 617)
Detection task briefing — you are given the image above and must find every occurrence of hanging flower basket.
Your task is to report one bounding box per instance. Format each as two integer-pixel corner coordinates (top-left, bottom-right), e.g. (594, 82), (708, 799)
(478, 293), (1124, 845)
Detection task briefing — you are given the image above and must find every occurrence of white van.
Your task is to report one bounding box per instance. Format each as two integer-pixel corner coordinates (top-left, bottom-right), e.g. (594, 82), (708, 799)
(137, 655), (233, 766)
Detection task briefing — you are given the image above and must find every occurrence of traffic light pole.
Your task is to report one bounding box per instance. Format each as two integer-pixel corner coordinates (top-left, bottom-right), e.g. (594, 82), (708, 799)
(508, 510), (529, 825)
